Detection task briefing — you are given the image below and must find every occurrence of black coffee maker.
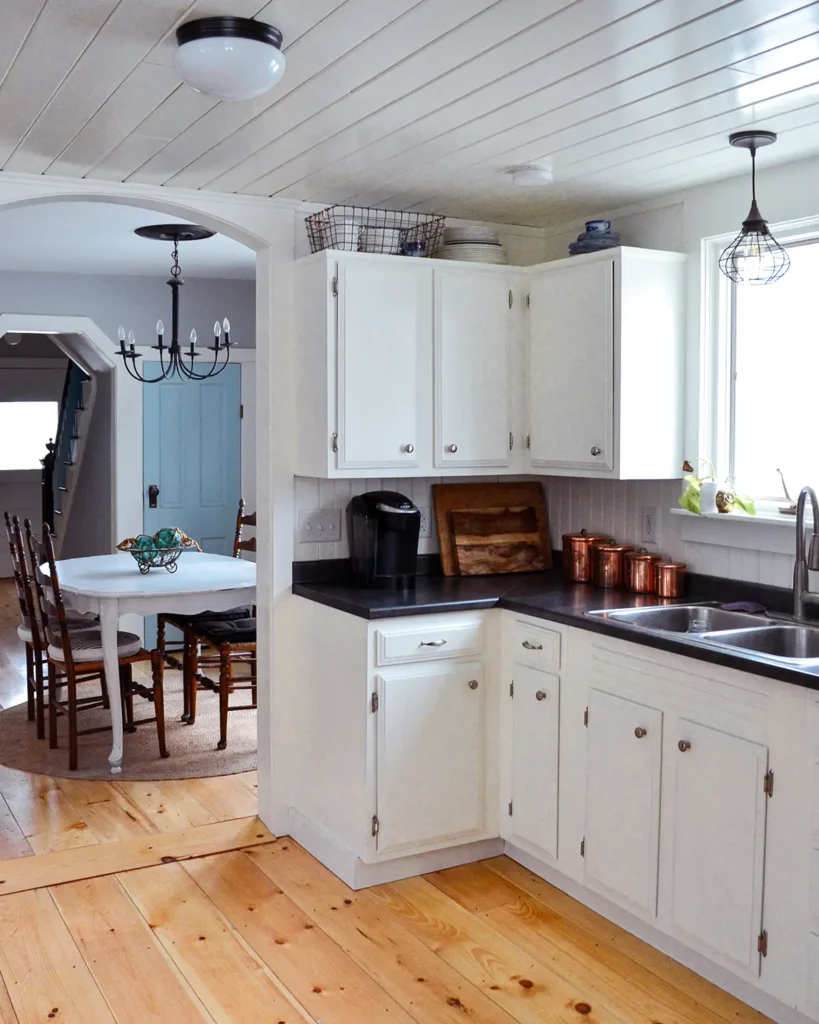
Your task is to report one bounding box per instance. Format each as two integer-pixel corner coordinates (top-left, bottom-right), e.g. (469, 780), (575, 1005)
(348, 490), (421, 589)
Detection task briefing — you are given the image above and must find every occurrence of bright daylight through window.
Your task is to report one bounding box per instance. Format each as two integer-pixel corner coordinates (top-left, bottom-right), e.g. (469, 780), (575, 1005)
(731, 238), (819, 501)
(0, 402), (58, 470)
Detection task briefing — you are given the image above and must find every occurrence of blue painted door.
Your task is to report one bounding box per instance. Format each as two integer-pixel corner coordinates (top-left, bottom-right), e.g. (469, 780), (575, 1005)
(143, 364), (242, 642)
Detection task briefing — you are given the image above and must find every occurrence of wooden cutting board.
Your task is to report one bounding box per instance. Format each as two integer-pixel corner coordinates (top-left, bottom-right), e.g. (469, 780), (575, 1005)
(433, 482), (552, 576)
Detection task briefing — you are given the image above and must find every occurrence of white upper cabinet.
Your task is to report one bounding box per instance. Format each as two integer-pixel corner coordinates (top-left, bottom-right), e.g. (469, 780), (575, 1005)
(527, 247), (686, 479)
(434, 267), (515, 469)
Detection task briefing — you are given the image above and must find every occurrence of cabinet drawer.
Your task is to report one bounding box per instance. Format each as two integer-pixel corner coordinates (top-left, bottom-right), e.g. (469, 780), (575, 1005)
(376, 620), (484, 666)
(513, 621), (561, 670)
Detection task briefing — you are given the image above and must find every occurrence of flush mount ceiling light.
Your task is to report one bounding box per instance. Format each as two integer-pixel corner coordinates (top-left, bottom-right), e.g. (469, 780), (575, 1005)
(718, 130), (790, 286)
(507, 164), (553, 187)
(175, 17), (285, 101)
(3, 333), (21, 346)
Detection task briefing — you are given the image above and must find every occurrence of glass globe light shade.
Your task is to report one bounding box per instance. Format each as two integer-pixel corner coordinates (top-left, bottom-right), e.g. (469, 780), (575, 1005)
(175, 18), (285, 101)
(4, 333), (21, 346)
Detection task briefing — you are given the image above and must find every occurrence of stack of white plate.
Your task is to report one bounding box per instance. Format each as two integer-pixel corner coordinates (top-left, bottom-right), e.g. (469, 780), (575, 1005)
(435, 225), (508, 264)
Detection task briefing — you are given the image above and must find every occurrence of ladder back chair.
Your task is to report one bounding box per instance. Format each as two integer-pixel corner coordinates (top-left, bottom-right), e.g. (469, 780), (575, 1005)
(190, 614), (257, 750)
(3, 511), (41, 730)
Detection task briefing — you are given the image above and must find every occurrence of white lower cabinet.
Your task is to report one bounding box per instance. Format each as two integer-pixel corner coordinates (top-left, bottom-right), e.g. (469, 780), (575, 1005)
(666, 718), (769, 976)
(583, 688), (663, 916)
(375, 661), (485, 857)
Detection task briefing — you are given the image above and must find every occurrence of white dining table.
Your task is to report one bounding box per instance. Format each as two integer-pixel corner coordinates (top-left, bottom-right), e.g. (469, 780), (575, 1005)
(44, 551), (256, 774)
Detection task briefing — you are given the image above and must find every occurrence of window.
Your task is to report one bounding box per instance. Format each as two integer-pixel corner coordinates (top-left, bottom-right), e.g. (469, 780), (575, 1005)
(717, 234), (819, 503)
(0, 402), (58, 470)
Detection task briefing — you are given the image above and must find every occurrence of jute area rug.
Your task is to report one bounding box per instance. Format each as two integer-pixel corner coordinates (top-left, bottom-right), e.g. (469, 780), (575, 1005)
(0, 669), (257, 781)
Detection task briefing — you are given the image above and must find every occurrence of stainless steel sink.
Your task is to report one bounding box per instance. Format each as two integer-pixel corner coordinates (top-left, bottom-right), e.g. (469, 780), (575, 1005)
(587, 605), (767, 634)
(702, 625), (819, 664)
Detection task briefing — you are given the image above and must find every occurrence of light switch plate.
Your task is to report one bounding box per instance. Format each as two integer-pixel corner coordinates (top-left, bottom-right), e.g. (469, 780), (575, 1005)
(641, 505), (657, 544)
(299, 508), (342, 543)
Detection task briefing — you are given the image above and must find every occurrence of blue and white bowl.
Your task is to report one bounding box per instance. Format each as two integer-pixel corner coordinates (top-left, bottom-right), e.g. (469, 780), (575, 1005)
(585, 219), (611, 234)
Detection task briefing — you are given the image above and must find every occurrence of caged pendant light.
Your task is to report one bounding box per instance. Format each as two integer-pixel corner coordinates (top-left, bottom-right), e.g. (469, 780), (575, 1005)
(718, 130), (790, 285)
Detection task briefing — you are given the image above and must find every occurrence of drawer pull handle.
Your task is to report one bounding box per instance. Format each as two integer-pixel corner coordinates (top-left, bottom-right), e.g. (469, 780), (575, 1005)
(420, 639), (447, 647)
(535, 690), (547, 701)
(468, 679), (479, 690)
(678, 739), (691, 752)
(522, 640), (543, 650)
(634, 727), (647, 738)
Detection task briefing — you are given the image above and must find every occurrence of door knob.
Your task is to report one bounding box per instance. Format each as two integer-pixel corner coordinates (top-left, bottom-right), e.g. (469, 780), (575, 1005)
(148, 484), (159, 508)
(447, 443), (458, 453)
(634, 727), (647, 738)
(468, 679), (479, 689)
(678, 739), (691, 752)
(590, 446), (602, 456)
(535, 690), (547, 701)
(402, 443), (414, 453)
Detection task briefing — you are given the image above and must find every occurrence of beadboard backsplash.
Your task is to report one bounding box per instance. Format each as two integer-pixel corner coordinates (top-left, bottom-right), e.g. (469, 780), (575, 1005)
(294, 476), (794, 589)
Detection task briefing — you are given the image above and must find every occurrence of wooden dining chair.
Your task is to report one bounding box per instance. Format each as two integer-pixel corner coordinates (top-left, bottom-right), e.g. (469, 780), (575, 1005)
(3, 511), (40, 730)
(31, 523), (168, 771)
(156, 497), (254, 721)
(189, 615), (257, 750)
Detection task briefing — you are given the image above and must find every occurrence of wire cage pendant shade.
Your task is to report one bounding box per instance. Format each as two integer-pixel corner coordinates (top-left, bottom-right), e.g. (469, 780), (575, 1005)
(116, 224), (234, 384)
(719, 130), (790, 286)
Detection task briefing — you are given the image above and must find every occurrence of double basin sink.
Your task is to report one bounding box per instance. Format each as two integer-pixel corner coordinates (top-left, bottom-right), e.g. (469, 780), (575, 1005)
(586, 604), (819, 666)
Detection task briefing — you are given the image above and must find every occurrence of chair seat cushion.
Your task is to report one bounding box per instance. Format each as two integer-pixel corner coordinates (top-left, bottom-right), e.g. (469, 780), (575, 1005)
(162, 606), (251, 627)
(48, 629), (143, 664)
(196, 618), (257, 645)
(17, 624), (32, 644)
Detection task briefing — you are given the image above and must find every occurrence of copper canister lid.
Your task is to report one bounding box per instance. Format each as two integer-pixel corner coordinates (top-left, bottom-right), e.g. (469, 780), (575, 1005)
(626, 548), (661, 561)
(595, 543), (633, 553)
(562, 530), (608, 543)
(656, 561), (686, 569)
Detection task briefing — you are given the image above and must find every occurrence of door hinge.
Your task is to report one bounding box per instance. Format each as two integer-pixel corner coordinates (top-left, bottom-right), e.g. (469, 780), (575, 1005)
(371, 815), (379, 837)
(758, 930), (768, 957)
(583, 706), (589, 727)
(764, 769), (774, 797)
(240, 403), (244, 419)
(508, 800), (513, 817)
(508, 289), (513, 309)
(525, 434), (531, 450)
(331, 432), (339, 453)
(580, 837), (585, 857)
(526, 293), (530, 308)
(509, 680), (514, 697)
(371, 691), (379, 713)
(331, 276), (338, 297)
(509, 431), (514, 450)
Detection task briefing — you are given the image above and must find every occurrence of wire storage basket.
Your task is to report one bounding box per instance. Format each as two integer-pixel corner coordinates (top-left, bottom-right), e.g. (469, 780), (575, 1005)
(305, 205), (446, 257)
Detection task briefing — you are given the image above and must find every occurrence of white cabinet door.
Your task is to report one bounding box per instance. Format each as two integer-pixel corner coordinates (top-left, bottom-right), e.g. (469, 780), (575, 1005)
(668, 719), (768, 976)
(529, 259), (614, 471)
(375, 662), (485, 856)
(337, 259), (432, 470)
(434, 268), (512, 468)
(507, 664), (560, 859)
(584, 688), (663, 915)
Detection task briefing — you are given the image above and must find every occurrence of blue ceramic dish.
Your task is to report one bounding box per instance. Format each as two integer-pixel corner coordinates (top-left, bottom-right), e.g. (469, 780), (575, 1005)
(585, 219), (611, 234)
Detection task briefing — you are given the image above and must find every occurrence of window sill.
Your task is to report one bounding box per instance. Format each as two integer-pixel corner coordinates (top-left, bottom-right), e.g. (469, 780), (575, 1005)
(670, 507), (801, 556)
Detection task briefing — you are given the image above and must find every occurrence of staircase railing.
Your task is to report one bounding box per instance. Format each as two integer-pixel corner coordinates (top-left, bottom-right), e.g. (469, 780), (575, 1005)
(43, 361), (87, 533)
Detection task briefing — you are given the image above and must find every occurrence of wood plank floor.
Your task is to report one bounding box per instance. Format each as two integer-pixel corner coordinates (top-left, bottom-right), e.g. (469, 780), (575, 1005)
(0, 580), (774, 1023)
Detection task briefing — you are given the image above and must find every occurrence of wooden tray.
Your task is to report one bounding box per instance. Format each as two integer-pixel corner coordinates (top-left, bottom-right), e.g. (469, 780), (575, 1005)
(432, 482), (551, 576)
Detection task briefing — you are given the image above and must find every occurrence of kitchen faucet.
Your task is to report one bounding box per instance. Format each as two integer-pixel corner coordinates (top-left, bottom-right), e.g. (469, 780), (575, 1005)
(793, 486), (819, 619)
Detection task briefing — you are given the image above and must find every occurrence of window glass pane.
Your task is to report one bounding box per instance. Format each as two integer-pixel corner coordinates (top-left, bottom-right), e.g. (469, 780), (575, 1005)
(733, 240), (819, 498)
(0, 402), (58, 470)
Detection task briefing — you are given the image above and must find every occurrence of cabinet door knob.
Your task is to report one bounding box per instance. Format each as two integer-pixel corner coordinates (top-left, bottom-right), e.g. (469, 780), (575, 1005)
(402, 443), (414, 454)
(634, 727), (647, 738)
(535, 690), (547, 701)
(678, 739), (691, 752)
(468, 679), (479, 690)
(590, 446), (602, 456)
(522, 640), (543, 651)
(447, 443), (458, 453)
(419, 639), (447, 647)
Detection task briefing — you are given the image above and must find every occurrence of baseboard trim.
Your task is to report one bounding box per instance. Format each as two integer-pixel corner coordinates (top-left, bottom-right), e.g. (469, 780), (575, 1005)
(505, 841), (813, 1024)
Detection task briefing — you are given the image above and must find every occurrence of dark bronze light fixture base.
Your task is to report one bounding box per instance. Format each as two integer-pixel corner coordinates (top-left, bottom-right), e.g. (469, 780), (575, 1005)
(728, 130), (777, 150)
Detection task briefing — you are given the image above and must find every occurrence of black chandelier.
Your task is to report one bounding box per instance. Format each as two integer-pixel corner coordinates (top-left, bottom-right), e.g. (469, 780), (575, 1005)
(718, 130), (790, 286)
(117, 224), (233, 383)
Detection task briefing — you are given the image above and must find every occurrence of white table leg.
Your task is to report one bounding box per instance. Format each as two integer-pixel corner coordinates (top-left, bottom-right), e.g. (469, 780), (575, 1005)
(99, 598), (124, 775)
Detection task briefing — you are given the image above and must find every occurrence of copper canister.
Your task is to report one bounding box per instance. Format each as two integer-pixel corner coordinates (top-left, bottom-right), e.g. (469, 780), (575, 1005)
(562, 529), (610, 583)
(655, 561), (686, 598)
(625, 548), (661, 593)
(592, 543), (634, 589)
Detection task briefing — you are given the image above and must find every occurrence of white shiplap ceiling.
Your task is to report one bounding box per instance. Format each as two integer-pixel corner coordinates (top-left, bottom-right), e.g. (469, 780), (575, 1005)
(1, 0), (819, 226)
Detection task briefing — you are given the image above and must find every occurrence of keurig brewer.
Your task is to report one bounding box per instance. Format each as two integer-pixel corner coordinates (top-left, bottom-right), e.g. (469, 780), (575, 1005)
(348, 490), (421, 588)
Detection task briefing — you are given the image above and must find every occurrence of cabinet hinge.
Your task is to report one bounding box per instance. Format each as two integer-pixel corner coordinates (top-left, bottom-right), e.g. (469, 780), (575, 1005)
(508, 289), (513, 309)
(526, 293), (530, 308)
(508, 800), (513, 817)
(525, 434), (531, 450)
(758, 930), (768, 957)
(331, 432), (339, 453)
(239, 403), (244, 419)
(580, 837), (585, 857)
(764, 769), (774, 797)
(331, 276), (338, 297)
(371, 815), (379, 837)
(509, 431), (514, 450)
(371, 691), (379, 713)
(583, 706), (589, 727)
(509, 681), (514, 697)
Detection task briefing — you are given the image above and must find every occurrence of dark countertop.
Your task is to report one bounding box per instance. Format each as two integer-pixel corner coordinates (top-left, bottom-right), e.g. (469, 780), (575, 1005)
(293, 571), (819, 692)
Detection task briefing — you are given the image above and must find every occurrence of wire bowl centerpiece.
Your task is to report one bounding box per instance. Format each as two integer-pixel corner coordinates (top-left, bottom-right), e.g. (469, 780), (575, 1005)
(305, 205), (445, 257)
(117, 528), (201, 574)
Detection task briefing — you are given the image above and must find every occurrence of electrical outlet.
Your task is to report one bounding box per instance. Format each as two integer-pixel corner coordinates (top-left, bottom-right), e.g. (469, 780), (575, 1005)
(641, 505), (657, 544)
(298, 508), (342, 543)
(418, 506), (432, 539)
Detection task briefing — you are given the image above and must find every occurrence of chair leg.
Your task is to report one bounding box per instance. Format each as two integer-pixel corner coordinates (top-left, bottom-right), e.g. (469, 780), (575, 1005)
(67, 666), (78, 772)
(25, 644), (34, 722)
(34, 653), (45, 741)
(188, 638), (199, 726)
(181, 626), (191, 722)
(48, 660), (58, 749)
(120, 665), (136, 733)
(157, 615), (166, 664)
(217, 644), (230, 751)
(100, 671), (110, 710)
(151, 650), (169, 759)
(250, 655), (257, 709)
